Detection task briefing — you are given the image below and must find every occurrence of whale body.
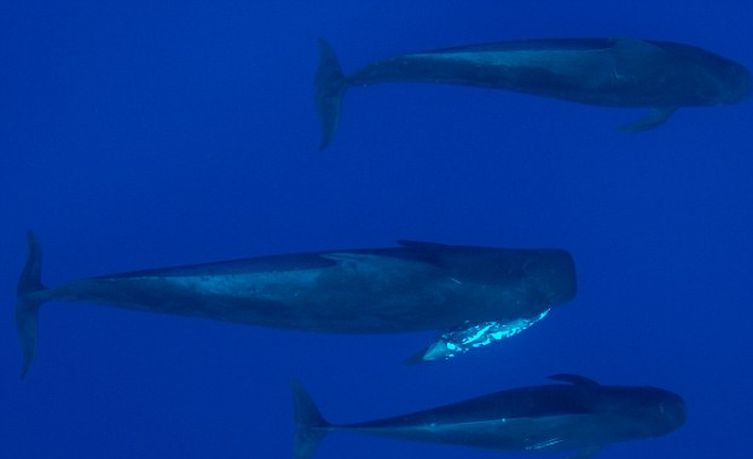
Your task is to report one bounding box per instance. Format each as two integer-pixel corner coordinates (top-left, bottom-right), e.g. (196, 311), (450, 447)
(291, 374), (686, 459)
(316, 37), (752, 148)
(15, 233), (576, 376)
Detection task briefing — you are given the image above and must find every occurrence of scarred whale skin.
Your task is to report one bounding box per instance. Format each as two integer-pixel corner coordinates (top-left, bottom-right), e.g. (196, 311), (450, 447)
(316, 37), (752, 148)
(15, 233), (576, 377)
(291, 374), (687, 459)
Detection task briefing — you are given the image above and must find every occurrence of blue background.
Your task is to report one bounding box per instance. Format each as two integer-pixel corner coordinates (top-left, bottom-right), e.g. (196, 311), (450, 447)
(1, 1), (751, 458)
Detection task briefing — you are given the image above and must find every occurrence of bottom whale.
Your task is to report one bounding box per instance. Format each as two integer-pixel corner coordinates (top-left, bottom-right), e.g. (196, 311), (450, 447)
(291, 374), (686, 459)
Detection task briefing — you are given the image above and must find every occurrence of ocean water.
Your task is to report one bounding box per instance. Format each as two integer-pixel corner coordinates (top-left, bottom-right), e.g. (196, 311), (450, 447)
(1, 1), (751, 458)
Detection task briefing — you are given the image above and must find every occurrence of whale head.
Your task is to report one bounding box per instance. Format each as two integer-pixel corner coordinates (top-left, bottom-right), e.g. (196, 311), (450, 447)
(716, 59), (753, 104)
(666, 41), (753, 105)
(695, 53), (753, 105)
(593, 385), (687, 440)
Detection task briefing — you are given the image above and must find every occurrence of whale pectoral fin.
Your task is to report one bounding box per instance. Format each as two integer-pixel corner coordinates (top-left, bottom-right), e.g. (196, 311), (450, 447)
(620, 107), (677, 133)
(405, 310), (551, 364)
(567, 446), (604, 459)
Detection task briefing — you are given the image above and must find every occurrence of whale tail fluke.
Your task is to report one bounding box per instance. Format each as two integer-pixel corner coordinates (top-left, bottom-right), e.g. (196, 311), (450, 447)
(315, 39), (348, 150)
(291, 379), (331, 459)
(16, 231), (48, 379)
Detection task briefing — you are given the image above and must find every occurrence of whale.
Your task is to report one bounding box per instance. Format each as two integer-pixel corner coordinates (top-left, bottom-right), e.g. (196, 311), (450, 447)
(15, 232), (576, 377)
(316, 37), (752, 148)
(291, 374), (686, 459)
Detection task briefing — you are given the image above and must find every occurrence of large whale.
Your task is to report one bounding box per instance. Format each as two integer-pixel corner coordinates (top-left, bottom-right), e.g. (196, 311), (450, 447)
(291, 374), (686, 459)
(15, 233), (576, 377)
(316, 37), (752, 148)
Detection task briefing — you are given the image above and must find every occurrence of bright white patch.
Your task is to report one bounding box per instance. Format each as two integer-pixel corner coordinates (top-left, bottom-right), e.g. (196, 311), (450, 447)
(421, 309), (551, 361)
(526, 437), (564, 451)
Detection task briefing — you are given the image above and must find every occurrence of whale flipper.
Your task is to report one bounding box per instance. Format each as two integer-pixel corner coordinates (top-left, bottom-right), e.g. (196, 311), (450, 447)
(620, 107), (677, 133)
(316, 39), (348, 150)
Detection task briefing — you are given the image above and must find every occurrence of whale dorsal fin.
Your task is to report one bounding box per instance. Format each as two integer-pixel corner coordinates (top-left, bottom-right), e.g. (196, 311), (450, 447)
(395, 241), (450, 267)
(397, 240), (449, 249)
(548, 374), (600, 386)
(613, 38), (664, 56)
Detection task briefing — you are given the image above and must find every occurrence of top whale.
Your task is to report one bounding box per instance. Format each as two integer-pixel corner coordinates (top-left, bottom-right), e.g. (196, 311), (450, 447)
(316, 37), (752, 148)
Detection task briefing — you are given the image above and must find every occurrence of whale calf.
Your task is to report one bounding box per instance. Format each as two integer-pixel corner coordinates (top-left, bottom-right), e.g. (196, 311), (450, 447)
(316, 37), (752, 148)
(15, 233), (576, 376)
(291, 374), (686, 459)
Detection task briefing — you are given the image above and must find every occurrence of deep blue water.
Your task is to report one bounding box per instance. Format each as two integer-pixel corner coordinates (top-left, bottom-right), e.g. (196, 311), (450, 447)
(2, 1), (752, 458)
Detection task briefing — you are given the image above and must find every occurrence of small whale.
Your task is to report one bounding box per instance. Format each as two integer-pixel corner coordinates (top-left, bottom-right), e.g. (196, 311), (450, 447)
(15, 233), (576, 377)
(291, 374), (686, 459)
(316, 37), (752, 148)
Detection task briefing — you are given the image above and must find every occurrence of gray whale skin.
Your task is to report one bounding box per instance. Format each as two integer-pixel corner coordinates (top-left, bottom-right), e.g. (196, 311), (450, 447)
(316, 37), (752, 148)
(291, 374), (686, 459)
(15, 232), (576, 377)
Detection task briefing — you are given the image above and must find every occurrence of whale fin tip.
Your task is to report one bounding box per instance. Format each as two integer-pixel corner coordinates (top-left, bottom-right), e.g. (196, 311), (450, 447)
(620, 107), (677, 133)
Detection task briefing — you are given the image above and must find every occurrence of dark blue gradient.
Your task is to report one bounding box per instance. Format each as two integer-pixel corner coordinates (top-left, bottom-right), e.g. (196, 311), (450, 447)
(1, 1), (751, 458)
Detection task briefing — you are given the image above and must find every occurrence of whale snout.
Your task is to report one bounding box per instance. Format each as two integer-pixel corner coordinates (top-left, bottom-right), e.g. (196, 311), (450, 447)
(661, 395), (687, 430)
(650, 390), (687, 435)
(737, 66), (753, 100)
(721, 62), (753, 103)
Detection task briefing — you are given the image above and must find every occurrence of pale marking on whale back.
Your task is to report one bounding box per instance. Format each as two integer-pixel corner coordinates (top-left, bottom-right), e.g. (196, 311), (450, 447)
(165, 271), (320, 300)
(407, 49), (609, 78)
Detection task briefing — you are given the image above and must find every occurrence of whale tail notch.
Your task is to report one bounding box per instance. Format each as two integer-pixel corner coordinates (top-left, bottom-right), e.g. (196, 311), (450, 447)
(291, 379), (331, 459)
(315, 39), (348, 150)
(16, 231), (47, 378)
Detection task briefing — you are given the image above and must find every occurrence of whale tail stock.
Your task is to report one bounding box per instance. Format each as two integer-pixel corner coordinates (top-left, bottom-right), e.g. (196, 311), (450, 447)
(16, 231), (48, 378)
(291, 379), (332, 459)
(315, 39), (348, 150)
